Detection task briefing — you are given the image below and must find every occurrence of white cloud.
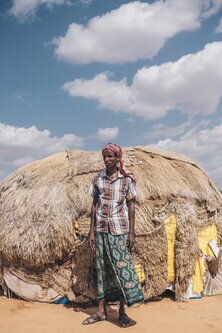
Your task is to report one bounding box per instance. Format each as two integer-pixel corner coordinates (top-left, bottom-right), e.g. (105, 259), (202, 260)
(0, 123), (84, 179)
(93, 127), (119, 142)
(12, 156), (34, 167)
(9, 0), (92, 22)
(79, 0), (91, 4)
(54, 0), (222, 64)
(216, 18), (222, 33)
(63, 42), (222, 120)
(11, 92), (30, 100)
(146, 119), (211, 140)
(153, 123), (222, 188)
(201, 0), (222, 19)
(9, 0), (70, 21)
(0, 170), (6, 178)
(11, 92), (32, 107)
(126, 117), (135, 123)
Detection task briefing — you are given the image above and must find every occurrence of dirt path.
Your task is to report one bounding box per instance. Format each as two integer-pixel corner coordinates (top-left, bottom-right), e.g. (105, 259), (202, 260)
(1, 295), (222, 333)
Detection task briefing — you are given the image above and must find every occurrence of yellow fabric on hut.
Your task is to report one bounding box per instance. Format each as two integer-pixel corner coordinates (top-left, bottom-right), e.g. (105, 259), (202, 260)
(198, 224), (218, 257)
(165, 215), (177, 283)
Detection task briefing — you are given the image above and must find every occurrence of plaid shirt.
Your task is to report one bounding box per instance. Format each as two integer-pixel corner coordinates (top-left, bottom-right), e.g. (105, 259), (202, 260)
(90, 170), (137, 235)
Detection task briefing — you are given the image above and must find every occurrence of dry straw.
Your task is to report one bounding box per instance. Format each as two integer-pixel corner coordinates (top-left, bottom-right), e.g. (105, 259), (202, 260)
(0, 146), (221, 301)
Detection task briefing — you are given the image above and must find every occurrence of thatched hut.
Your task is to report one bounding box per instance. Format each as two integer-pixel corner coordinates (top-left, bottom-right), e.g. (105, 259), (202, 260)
(0, 146), (221, 302)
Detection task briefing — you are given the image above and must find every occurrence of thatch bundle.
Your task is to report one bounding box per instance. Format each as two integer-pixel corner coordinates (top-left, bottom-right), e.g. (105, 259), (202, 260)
(0, 146), (222, 302)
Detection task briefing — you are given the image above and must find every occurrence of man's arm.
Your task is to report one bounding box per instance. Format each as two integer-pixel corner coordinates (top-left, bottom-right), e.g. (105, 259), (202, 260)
(127, 197), (136, 249)
(88, 195), (98, 250)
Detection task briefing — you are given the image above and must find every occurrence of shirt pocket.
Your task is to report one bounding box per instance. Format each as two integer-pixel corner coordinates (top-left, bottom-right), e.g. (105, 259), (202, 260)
(115, 188), (126, 205)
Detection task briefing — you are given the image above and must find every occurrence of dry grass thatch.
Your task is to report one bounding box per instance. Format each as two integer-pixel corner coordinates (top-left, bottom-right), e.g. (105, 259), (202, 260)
(0, 146), (222, 301)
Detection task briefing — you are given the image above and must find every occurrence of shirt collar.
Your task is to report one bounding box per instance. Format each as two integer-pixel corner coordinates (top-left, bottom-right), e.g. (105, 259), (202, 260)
(102, 169), (123, 180)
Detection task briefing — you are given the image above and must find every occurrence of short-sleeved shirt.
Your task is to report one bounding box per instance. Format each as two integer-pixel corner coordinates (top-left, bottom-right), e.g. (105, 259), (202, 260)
(90, 170), (137, 235)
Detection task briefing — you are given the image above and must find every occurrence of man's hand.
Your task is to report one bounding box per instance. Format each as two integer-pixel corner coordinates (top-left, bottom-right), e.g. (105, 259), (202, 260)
(87, 196), (97, 251)
(128, 232), (135, 249)
(87, 232), (95, 250)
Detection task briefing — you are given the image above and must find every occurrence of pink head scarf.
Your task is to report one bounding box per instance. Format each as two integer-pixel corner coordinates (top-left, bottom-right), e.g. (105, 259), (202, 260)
(102, 143), (136, 182)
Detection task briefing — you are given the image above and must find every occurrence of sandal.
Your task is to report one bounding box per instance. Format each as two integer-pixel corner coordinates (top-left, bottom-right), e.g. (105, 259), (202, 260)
(82, 312), (107, 325)
(119, 312), (132, 328)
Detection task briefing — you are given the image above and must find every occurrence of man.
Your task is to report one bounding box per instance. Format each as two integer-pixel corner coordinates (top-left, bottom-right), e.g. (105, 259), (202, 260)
(82, 143), (144, 327)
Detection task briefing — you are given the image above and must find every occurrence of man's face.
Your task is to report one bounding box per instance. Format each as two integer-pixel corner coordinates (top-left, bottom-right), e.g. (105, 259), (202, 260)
(102, 149), (118, 169)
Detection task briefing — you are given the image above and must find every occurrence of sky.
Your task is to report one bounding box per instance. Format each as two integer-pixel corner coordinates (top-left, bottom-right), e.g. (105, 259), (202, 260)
(1, 0), (222, 187)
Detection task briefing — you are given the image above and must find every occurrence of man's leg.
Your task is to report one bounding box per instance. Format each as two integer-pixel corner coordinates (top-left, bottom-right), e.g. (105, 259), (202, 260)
(118, 296), (131, 327)
(98, 299), (106, 316)
(82, 233), (107, 325)
(106, 233), (144, 306)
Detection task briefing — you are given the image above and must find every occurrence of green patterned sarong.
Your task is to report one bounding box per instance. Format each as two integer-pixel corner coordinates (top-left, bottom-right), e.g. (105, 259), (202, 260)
(95, 232), (144, 307)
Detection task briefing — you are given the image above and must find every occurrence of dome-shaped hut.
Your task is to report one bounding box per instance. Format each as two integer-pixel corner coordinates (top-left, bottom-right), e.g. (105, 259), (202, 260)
(0, 146), (221, 302)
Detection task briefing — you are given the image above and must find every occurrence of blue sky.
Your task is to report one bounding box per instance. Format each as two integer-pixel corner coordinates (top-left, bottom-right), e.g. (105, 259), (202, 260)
(1, 0), (222, 187)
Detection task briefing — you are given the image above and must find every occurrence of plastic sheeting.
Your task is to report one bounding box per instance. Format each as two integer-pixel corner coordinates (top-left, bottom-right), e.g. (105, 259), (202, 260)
(3, 267), (62, 303)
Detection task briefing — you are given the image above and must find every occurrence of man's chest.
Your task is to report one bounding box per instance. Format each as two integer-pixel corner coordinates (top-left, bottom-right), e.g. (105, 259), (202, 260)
(96, 177), (127, 203)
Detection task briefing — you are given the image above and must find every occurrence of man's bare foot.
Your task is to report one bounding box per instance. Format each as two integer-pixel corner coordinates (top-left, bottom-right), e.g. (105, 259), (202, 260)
(119, 312), (131, 328)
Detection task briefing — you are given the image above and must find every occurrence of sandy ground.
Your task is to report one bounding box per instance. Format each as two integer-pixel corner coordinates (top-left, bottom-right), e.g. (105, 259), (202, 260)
(1, 295), (222, 333)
